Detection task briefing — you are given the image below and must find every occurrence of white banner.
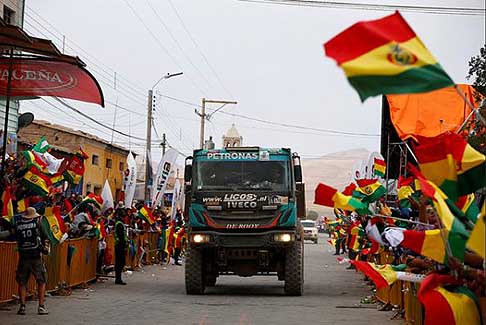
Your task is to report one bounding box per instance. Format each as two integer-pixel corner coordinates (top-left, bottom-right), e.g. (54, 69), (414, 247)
(152, 148), (178, 208)
(101, 180), (114, 213)
(171, 179), (182, 220)
(123, 152), (137, 208)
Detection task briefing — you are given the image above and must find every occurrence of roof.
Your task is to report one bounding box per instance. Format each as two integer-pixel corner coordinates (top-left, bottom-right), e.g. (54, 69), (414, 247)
(224, 123), (241, 138)
(30, 120), (131, 154)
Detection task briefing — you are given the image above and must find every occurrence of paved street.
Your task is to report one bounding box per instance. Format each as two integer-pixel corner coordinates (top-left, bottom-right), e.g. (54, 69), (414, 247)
(1, 234), (392, 325)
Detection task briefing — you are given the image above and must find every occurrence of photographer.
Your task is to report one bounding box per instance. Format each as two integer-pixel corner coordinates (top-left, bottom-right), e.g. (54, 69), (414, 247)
(11, 207), (50, 315)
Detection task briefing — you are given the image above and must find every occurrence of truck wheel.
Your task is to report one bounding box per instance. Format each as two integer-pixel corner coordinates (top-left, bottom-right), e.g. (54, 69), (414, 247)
(314, 238), (318, 244)
(185, 246), (205, 294)
(284, 240), (303, 296)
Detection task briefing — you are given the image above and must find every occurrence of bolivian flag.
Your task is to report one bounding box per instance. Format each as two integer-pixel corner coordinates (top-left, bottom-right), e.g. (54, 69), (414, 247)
(314, 183), (370, 214)
(349, 261), (403, 289)
(82, 193), (104, 210)
(373, 158), (386, 178)
(353, 179), (386, 203)
(415, 133), (486, 201)
(418, 274), (481, 325)
(397, 176), (415, 208)
(138, 205), (155, 225)
(22, 150), (48, 172)
(467, 200), (485, 259)
(455, 194), (480, 224)
(413, 173), (470, 263)
(42, 206), (67, 244)
(22, 166), (52, 196)
(1, 184), (13, 219)
(324, 11), (454, 101)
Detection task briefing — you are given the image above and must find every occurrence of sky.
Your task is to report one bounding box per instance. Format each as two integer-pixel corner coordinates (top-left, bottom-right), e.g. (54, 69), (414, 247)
(18, 0), (486, 164)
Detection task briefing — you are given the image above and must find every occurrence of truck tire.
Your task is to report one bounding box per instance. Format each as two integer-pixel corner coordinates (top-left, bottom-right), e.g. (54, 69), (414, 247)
(284, 240), (303, 296)
(185, 246), (205, 294)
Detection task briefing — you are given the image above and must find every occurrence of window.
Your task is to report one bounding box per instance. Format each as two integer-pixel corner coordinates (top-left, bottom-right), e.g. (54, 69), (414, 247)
(92, 154), (99, 165)
(106, 158), (112, 169)
(119, 161), (124, 171)
(86, 183), (92, 193)
(3, 6), (15, 25)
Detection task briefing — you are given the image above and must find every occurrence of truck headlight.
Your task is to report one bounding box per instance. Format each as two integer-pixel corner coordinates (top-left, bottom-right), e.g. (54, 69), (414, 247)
(273, 233), (294, 242)
(192, 234), (211, 244)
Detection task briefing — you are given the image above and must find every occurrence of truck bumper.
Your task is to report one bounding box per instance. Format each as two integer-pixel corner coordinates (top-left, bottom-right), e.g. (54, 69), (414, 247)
(189, 230), (296, 248)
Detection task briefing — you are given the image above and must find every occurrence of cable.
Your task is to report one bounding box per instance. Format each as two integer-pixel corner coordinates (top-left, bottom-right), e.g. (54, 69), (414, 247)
(146, 0), (215, 92)
(237, 0), (486, 16)
(122, 0), (208, 95)
(166, 0), (235, 98)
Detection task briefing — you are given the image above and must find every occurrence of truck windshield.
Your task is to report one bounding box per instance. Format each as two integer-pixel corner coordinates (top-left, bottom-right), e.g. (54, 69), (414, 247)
(195, 160), (290, 192)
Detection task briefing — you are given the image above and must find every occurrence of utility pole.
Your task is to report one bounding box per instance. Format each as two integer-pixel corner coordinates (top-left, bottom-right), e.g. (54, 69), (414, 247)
(144, 89), (153, 202)
(161, 133), (167, 155)
(144, 72), (183, 204)
(196, 98), (237, 148)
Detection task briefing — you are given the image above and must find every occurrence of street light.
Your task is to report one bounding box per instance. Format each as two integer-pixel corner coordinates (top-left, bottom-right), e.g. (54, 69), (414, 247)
(145, 72), (183, 203)
(196, 98), (237, 148)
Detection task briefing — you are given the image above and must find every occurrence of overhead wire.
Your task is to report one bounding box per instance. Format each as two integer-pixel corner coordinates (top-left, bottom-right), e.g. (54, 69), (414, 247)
(166, 0), (235, 98)
(122, 0), (208, 96)
(236, 0), (486, 16)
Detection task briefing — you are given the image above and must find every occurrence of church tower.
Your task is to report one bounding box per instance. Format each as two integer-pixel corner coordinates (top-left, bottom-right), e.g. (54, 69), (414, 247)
(223, 124), (242, 148)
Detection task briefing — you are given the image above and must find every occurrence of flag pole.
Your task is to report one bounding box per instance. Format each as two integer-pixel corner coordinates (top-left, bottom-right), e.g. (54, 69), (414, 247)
(1, 48), (14, 179)
(455, 85), (486, 133)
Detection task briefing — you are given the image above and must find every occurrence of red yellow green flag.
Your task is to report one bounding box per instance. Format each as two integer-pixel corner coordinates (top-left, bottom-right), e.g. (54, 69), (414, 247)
(17, 197), (30, 213)
(42, 206), (67, 244)
(418, 274), (481, 325)
(22, 150), (48, 172)
(1, 184), (14, 220)
(353, 179), (386, 203)
(138, 205), (155, 225)
(397, 176), (415, 208)
(414, 132), (486, 201)
(324, 11), (454, 101)
(412, 171), (470, 263)
(314, 183), (370, 214)
(82, 193), (104, 210)
(22, 166), (52, 196)
(467, 200), (485, 259)
(63, 148), (88, 185)
(455, 194), (480, 224)
(373, 158), (386, 177)
(349, 260), (400, 289)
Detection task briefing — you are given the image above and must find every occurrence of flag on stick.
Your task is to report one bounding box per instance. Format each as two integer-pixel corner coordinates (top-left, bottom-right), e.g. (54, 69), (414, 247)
(32, 136), (51, 154)
(42, 206), (67, 244)
(138, 205), (155, 225)
(373, 158), (386, 177)
(22, 166), (52, 196)
(314, 183), (370, 214)
(324, 11), (454, 101)
(353, 179), (386, 203)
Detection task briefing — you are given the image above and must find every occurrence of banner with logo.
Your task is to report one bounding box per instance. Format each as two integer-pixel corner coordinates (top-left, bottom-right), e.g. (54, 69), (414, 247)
(171, 179), (182, 220)
(123, 152), (137, 208)
(0, 59), (104, 106)
(152, 148), (178, 208)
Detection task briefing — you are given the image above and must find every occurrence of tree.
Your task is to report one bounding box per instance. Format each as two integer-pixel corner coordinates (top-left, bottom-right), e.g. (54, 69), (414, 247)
(465, 45), (486, 154)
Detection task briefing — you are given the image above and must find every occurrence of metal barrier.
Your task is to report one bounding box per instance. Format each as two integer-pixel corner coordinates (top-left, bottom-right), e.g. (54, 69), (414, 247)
(0, 237), (98, 303)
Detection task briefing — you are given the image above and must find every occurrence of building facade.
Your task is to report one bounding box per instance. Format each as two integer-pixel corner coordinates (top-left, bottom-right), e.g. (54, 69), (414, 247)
(0, 0), (25, 135)
(18, 120), (132, 200)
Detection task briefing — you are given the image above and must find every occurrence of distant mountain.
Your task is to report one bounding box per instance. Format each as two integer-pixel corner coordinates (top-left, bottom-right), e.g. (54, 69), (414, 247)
(301, 148), (370, 216)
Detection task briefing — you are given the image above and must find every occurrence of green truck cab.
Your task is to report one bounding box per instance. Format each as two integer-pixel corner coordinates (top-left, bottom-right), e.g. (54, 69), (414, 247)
(183, 147), (306, 295)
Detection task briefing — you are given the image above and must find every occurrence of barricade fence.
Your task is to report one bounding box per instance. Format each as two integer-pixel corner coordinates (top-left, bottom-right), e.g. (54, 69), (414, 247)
(0, 231), (170, 304)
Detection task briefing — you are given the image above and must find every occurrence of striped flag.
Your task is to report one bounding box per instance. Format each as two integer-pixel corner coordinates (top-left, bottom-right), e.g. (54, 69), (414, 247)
(82, 193), (103, 210)
(138, 205), (155, 225)
(314, 183), (370, 214)
(22, 166), (52, 196)
(373, 158), (386, 177)
(414, 132), (486, 201)
(42, 206), (67, 244)
(418, 274), (481, 325)
(467, 200), (485, 259)
(353, 179), (386, 203)
(324, 11), (453, 101)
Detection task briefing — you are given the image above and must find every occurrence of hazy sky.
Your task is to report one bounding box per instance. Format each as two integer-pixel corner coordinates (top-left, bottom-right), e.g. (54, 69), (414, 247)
(20, 0), (485, 163)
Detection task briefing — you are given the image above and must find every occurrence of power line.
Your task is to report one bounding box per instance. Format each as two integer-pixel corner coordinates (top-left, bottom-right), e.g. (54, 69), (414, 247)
(145, 0), (216, 93)
(166, 0), (235, 98)
(237, 0), (486, 16)
(122, 0), (208, 95)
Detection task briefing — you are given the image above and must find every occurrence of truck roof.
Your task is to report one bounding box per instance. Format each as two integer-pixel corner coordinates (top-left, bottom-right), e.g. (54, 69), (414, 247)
(193, 147), (291, 157)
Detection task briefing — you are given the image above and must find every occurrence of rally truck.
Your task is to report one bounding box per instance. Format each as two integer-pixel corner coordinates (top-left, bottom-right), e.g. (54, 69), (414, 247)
(183, 147), (306, 295)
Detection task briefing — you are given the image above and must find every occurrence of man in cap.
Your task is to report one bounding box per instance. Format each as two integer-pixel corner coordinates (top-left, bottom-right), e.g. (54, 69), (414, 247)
(12, 207), (49, 315)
